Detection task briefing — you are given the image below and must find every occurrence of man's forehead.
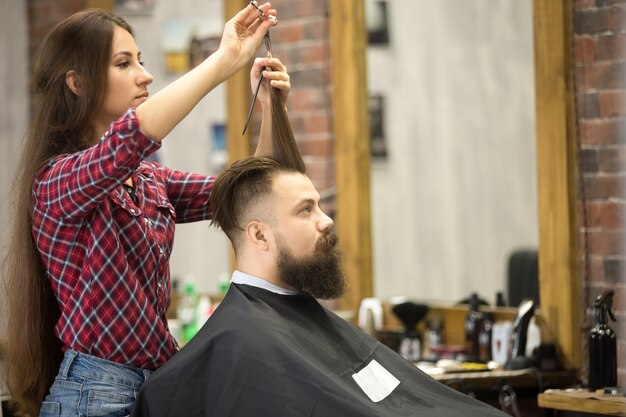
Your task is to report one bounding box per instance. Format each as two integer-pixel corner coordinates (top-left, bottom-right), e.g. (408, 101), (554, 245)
(272, 172), (318, 202)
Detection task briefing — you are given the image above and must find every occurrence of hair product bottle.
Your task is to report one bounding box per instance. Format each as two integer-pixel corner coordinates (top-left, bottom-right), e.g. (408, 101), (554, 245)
(464, 293), (484, 362)
(588, 290), (617, 391)
(478, 312), (493, 363)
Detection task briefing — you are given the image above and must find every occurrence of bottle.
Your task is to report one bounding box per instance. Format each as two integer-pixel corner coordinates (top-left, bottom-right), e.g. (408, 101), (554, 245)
(363, 307), (377, 338)
(496, 291), (507, 307)
(464, 293), (484, 362)
(588, 290), (617, 390)
(218, 272), (230, 296)
(427, 317), (444, 349)
(177, 280), (199, 344)
(425, 317), (444, 361)
(478, 312), (493, 363)
(399, 329), (422, 363)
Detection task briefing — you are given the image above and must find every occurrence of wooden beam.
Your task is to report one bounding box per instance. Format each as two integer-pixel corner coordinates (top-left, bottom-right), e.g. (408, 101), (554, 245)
(538, 391), (626, 415)
(224, 0), (252, 163)
(328, 0), (373, 316)
(84, 0), (114, 10)
(533, 0), (582, 369)
(224, 0), (251, 272)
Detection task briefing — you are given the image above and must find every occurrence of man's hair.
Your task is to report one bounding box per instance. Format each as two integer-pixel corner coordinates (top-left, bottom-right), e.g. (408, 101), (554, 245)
(269, 86), (306, 173)
(211, 157), (299, 248)
(211, 84), (306, 248)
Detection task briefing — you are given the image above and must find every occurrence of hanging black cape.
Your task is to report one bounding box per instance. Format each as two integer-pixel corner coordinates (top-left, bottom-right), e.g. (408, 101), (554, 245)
(132, 283), (506, 417)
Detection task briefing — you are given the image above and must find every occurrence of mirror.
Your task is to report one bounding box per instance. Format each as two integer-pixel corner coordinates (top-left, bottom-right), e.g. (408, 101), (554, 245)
(366, 0), (538, 305)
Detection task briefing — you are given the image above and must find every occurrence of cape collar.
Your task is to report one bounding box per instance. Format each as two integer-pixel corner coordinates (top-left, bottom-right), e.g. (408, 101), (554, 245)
(231, 270), (299, 296)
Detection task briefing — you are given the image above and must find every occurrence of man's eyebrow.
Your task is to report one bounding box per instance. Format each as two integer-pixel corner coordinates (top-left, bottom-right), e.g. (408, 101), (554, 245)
(294, 197), (317, 210)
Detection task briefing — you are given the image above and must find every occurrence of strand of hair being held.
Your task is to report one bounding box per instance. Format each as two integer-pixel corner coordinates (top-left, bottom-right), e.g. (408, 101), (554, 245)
(270, 85), (305, 173)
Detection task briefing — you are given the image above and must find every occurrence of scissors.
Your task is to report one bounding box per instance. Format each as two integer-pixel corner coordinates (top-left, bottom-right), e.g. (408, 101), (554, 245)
(242, 1), (274, 135)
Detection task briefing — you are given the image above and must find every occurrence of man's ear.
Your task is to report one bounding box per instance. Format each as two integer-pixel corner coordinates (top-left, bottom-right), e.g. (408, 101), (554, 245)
(246, 221), (270, 251)
(65, 70), (82, 96)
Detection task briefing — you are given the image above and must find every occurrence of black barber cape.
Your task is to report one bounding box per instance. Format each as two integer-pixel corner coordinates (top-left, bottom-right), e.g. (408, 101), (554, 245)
(132, 284), (506, 417)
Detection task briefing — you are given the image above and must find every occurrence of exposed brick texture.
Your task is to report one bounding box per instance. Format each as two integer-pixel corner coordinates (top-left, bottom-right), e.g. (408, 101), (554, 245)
(576, 0), (598, 10)
(29, 0), (83, 54)
(598, 90), (626, 117)
(575, 61), (626, 90)
(575, 1), (626, 386)
(598, 146), (626, 172)
(580, 148), (599, 173)
(574, 5), (626, 34)
(596, 33), (626, 60)
(583, 174), (625, 199)
(579, 118), (626, 145)
(575, 36), (596, 63)
(585, 201), (626, 228)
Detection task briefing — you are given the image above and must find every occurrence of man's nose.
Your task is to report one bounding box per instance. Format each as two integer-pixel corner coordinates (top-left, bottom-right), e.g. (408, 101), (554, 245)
(318, 211), (334, 232)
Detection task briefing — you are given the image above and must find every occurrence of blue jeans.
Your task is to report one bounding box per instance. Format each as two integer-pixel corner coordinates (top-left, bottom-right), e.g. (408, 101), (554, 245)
(39, 350), (151, 417)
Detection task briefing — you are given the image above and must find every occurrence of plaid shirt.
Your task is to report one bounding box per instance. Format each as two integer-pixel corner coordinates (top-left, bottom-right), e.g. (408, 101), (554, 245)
(32, 109), (215, 370)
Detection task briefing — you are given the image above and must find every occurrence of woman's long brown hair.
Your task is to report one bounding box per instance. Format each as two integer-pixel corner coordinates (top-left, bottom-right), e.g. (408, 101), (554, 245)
(1, 10), (133, 417)
(269, 85), (305, 173)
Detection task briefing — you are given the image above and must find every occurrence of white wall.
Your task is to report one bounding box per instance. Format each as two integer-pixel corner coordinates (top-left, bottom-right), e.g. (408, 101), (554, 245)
(118, 0), (231, 295)
(368, 0), (538, 304)
(0, 0), (29, 331)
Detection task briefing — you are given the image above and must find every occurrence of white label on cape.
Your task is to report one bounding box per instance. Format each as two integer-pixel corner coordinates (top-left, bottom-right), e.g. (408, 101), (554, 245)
(352, 359), (400, 402)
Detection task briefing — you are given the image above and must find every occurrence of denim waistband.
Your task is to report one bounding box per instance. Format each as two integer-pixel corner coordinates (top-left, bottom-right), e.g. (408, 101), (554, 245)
(59, 350), (151, 389)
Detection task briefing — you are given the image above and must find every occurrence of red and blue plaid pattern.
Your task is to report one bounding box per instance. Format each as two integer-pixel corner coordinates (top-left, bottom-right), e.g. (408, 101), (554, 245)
(32, 109), (215, 370)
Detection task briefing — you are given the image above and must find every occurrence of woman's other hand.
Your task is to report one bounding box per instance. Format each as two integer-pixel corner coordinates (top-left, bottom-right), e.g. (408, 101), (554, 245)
(252, 57), (290, 108)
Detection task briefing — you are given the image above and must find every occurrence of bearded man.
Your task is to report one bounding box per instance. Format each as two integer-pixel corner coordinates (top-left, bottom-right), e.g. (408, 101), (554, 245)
(132, 157), (505, 417)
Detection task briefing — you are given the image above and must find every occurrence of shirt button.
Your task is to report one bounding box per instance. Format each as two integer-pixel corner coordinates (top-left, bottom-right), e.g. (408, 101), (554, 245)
(130, 208), (136, 214)
(159, 247), (165, 255)
(157, 282), (162, 288)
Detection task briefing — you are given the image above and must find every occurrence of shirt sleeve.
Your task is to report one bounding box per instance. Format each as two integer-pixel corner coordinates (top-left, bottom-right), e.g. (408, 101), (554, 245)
(160, 166), (216, 223)
(34, 108), (161, 219)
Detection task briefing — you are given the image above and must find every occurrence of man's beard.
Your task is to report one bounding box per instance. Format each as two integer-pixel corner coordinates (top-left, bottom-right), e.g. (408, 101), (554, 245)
(277, 231), (346, 299)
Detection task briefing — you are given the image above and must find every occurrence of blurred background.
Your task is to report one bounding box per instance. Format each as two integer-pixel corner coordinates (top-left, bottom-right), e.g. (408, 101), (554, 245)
(1, 0), (625, 404)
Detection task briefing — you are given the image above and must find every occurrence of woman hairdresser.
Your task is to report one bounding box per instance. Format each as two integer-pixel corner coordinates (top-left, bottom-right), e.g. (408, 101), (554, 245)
(2, 2), (290, 416)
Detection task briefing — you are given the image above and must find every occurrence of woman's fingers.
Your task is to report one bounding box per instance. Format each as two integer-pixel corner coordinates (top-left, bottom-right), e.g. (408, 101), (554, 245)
(247, 17), (262, 34)
(259, 57), (286, 72)
(234, 2), (272, 28)
(263, 70), (289, 83)
(269, 79), (290, 91)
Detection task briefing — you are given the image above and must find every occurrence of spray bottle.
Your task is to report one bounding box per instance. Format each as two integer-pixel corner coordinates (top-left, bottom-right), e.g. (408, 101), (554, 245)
(178, 280), (199, 344)
(588, 290), (617, 391)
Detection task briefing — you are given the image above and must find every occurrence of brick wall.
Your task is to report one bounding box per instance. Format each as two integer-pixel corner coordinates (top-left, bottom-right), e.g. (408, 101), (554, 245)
(28, 0), (84, 63)
(248, 0), (336, 214)
(574, 0), (626, 385)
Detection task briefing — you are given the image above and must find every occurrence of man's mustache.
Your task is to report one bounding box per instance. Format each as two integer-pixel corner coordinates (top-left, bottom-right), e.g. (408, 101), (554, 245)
(316, 231), (338, 252)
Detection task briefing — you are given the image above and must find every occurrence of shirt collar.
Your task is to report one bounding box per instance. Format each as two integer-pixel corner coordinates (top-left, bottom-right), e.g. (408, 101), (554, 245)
(231, 270), (299, 296)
